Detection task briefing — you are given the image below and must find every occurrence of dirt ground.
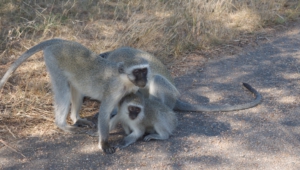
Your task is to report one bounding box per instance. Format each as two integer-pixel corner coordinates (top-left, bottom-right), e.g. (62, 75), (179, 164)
(1, 20), (300, 169)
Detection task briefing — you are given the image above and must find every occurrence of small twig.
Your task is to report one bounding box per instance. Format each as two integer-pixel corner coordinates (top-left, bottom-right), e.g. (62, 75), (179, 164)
(0, 139), (26, 158)
(276, 13), (285, 20)
(0, 49), (7, 58)
(5, 125), (17, 139)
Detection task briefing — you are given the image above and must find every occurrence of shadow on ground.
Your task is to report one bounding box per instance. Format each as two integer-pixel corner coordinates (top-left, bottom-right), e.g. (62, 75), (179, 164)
(1, 23), (300, 170)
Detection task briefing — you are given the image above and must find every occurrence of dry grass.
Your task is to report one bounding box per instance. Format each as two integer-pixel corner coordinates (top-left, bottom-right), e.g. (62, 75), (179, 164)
(0, 0), (299, 141)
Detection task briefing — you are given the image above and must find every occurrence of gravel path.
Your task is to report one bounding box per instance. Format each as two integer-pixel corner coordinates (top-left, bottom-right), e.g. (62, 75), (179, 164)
(1, 23), (300, 169)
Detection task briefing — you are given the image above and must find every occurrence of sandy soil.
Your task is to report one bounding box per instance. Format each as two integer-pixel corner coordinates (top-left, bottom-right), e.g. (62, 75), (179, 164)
(1, 21), (300, 169)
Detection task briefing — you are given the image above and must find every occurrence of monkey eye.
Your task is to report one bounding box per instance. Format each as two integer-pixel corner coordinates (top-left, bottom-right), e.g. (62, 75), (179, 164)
(132, 68), (147, 75)
(128, 106), (134, 112)
(132, 69), (139, 75)
(141, 68), (147, 74)
(135, 107), (141, 112)
(128, 106), (141, 113)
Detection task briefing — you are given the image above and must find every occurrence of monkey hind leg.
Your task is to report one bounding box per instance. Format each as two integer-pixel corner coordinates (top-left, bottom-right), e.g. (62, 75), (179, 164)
(51, 80), (85, 133)
(144, 124), (170, 141)
(70, 85), (95, 128)
(44, 52), (84, 133)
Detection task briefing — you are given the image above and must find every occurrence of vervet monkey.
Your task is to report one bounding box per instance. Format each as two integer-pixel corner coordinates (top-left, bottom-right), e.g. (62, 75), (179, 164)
(100, 47), (262, 112)
(0, 39), (150, 154)
(109, 92), (177, 148)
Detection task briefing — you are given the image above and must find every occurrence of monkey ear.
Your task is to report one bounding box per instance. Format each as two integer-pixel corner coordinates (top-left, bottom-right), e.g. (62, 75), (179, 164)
(117, 62), (125, 74)
(99, 51), (111, 58)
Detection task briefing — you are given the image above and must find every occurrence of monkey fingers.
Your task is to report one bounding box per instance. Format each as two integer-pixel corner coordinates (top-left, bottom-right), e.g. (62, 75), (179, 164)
(100, 141), (116, 154)
(115, 144), (127, 149)
(116, 140), (130, 149)
(143, 135), (155, 141)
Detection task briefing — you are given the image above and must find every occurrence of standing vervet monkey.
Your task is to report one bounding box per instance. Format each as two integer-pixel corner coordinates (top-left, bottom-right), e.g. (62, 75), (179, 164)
(100, 47), (262, 112)
(0, 39), (150, 154)
(109, 92), (178, 148)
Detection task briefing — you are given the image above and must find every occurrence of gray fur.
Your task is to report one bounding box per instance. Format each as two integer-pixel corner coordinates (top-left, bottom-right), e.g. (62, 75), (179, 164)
(109, 92), (177, 148)
(0, 39), (150, 154)
(101, 47), (262, 112)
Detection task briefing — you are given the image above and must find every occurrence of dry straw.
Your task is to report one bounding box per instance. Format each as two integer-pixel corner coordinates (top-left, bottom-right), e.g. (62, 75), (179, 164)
(0, 0), (299, 140)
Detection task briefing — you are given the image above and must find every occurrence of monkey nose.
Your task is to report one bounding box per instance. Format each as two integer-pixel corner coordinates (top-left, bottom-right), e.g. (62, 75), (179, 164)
(138, 81), (147, 87)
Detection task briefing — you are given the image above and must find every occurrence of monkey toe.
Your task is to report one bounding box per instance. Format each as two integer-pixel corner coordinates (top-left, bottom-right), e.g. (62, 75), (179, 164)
(73, 122), (84, 127)
(86, 130), (99, 136)
(102, 146), (116, 154)
(143, 136), (152, 142)
(60, 125), (87, 134)
(104, 147), (116, 154)
(74, 119), (95, 128)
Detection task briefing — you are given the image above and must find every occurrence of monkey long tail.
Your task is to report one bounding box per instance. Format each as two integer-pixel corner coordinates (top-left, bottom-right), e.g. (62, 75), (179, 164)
(0, 38), (64, 89)
(174, 83), (262, 112)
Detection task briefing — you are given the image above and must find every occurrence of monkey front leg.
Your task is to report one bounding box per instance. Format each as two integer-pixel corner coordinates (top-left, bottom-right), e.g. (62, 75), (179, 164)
(121, 123), (132, 135)
(117, 128), (144, 149)
(97, 100), (118, 154)
(70, 85), (95, 128)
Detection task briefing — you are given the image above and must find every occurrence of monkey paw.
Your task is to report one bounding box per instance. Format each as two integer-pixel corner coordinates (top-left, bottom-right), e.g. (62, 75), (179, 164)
(60, 125), (87, 134)
(104, 147), (116, 154)
(143, 136), (153, 142)
(73, 119), (95, 128)
(99, 142), (116, 154)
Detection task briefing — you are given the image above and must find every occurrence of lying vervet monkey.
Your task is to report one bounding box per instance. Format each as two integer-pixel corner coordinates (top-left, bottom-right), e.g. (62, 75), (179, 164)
(109, 92), (178, 148)
(100, 47), (262, 112)
(0, 39), (151, 154)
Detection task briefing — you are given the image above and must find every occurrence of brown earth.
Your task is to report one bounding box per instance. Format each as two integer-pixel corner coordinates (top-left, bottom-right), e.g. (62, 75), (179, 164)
(1, 20), (300, 169)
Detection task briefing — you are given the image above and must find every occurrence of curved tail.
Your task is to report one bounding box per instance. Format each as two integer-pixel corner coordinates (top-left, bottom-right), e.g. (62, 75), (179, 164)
(174, 83), (262, 112)
(0, 38), (65, 89)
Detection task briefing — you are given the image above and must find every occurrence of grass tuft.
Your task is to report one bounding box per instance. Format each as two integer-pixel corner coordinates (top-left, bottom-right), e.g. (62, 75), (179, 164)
(0, 0), (299, 140)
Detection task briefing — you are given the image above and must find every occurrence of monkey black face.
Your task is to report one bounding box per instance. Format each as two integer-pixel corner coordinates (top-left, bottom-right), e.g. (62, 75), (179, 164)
(128, 106), (141, 120)
(131, 68), (148, 88)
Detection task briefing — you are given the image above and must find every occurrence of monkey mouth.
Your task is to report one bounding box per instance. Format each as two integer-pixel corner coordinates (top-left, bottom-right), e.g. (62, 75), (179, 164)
(129, 113), (138, 120)
(136, 81), (147, 88)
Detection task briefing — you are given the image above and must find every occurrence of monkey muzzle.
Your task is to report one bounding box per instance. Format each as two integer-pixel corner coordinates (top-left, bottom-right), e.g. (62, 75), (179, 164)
(136, 80), (147, 88)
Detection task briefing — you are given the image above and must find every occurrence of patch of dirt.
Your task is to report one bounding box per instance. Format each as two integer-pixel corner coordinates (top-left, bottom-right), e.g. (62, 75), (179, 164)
(1, 20), (300, 169)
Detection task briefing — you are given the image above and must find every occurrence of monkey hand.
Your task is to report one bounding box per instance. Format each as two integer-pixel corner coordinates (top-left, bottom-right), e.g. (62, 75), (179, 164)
(143, 135), (153, 142)
(99, 141), (116, 154)
(114, 139), (132, 149)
